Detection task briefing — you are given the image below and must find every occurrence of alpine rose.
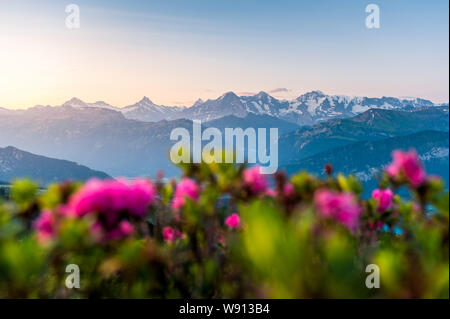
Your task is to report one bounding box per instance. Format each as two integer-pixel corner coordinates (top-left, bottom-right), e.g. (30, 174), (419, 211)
(34, 210), (56, 242)
(68, 178), (156, 218)
(283, 183), (295, 197)
(92, 220), (135, 241)
(65, 178), (156, 241)
(172, 178), (200, 210)
(386, 150), (426, 186)
(372, 188), (394, 212)
(265, 189), (276, 197)
(225, 213), (240, 229)
(314, 189), (361, 231)
(162, 226), (184, 243)
(243, 166), (269, 195)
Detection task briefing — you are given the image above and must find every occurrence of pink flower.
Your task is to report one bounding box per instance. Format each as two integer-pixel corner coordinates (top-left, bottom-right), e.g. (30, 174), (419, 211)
(118, 220), (134, 236)
(225, 213), (240, 229)
(171, 178), (200, 210)
(283, 183), (294, 197)
(34, 210), (56, 242)
(129, 179), (158, 217)
(265, 189), (276, 197)
(162, 226), (183, 243)
(65, 178), (156, 241)
(162, 226), (175, 242)
(386, 150), (426, 186)
(368, 221), (384, 230)
(95, 220), (135, 241)
(68, 178), (156, 218)
(372, 188), (394, 212)
(314, 189), (361, 232)
(243, 166), (269, 195)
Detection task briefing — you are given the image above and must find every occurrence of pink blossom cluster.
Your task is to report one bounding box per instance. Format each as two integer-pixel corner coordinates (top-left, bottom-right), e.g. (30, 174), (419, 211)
(34, 210), (56, 243)
(162, 226), (184, 242)
(283, 183), (295, 197)
(67, 178), (156, 218)
(243, 166), (269, 195)
(372, 188), (394, 212)
(314, 189), (361, 231)
(386, 150), (426, 186)
(172, 178), (200, 211)
(225, 213), (240, 229)
(35, 178), (156, 242)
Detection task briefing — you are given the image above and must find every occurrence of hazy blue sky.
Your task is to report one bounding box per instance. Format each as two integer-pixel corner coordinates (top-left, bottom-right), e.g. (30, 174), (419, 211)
(1, 0), (448, 108)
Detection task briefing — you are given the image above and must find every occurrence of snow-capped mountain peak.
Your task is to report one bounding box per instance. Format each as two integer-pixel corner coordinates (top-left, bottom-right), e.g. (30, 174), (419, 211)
(62, 97), (118, 110)
(302, 90), (325, 97)
(139, 96), (155, 105)
(192, 99), (204, 107)
(121, 97), (186, 122)
(219, 91), (239, 100)
(255, 91), (269, 98)
(63, 97), (87, 108)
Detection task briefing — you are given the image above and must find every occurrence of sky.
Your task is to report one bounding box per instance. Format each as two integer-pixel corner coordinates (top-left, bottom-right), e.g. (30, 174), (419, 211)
(0, 0), (448, 109)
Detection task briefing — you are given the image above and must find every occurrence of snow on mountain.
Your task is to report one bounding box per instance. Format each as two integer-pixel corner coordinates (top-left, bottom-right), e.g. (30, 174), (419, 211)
(170, 90), (440, 125)
(281, 91), (438, 124)
(63, 97), (119, 110)
(192, 98), (205, 108)
(173, 92), (247, 122)
(121, 97), (186, 122)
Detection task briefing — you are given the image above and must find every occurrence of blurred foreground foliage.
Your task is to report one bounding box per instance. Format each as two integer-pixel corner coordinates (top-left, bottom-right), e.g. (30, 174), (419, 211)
(0, 153), (448, 298)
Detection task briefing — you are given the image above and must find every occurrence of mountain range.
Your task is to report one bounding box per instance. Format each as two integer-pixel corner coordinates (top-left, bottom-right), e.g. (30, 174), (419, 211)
(5, 91), (445, 126)
(0, 91), (448, 188)
(0, 146), (109, 185)
(167, 90), (441, 125)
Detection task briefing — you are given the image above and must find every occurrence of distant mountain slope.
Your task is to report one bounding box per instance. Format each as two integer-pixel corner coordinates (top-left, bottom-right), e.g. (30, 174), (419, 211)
(203, 114), (299, 165)
(0, 146), (110, 184)
(279, 106), (449, 164)
(0, 106), (295, 177)
(282, 131), (449, 193)
(0, 106), (193, 177)
(205, 113), (299, 135)
(0, 107), (10, 114)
